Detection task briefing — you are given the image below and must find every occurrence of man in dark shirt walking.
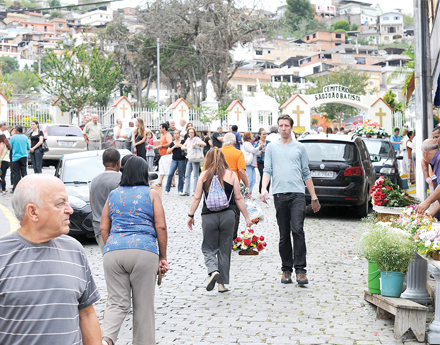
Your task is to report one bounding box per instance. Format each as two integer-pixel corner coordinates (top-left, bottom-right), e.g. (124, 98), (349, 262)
(212, 126), (224, 148)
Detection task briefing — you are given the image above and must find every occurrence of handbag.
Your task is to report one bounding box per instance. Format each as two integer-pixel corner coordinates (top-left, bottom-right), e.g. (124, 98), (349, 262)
(39, 140), (49, 153)
(188, 147), (204, 163)
(243, 149), (253, 165)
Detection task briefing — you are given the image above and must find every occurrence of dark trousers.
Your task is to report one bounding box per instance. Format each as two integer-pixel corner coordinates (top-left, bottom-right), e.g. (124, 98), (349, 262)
(30, 149), (43, 173)
(12, 157), (27, 190)
(274, 193), (307, 274)
(257, 160), (270, 194)
(1, 161), (10, 191)
(230, 203), (240, 241)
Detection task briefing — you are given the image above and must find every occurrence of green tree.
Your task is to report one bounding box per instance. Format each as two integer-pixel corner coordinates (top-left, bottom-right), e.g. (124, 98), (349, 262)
(261, 81), (299, 106)
(10, 70), (40, 94)
(352, 23), (358, 31)
(404, 13), (414, 28)
(383, 90), (403, 112)
(39, 43), (123, 113)
(48, 0), (61, 6)
(387, 43), (414, 94)
(334, 20), (350, 31)
(50, 10), (64, 18)
(306, 67), (371, 125)
(286, 0), (314, 32)
(0, 57), (19, 74)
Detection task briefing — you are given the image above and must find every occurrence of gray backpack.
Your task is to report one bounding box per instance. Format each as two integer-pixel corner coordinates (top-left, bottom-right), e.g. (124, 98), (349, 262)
(203, 175), (233, 211)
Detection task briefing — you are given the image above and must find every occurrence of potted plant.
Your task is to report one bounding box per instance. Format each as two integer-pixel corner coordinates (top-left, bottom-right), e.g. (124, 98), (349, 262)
(359, 222), (417, 297)
(233, 228), (266, 255)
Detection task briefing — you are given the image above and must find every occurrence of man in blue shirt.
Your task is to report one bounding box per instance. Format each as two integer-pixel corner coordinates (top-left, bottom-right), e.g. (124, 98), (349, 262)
(231, 125), (242, 150)
(261, 114), (320, 286)
(10, 125), (30, 193)
(391, 128), (402, 154)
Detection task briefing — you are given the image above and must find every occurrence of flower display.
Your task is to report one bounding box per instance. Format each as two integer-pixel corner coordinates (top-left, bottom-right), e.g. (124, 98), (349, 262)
(396, 205), (437, 236)
(370, 176), (418, 207)
(352, 119), (388, 137)
(233, 228), (267, 252)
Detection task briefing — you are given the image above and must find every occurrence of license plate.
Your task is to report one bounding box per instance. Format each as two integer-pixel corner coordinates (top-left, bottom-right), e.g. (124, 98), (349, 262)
(59, 141), (74, 147)
(311, 171), (333, 178)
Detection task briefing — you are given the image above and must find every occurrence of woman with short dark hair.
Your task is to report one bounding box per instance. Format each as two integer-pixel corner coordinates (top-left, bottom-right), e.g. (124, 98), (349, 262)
(242, 131), (262, 195)
(0, 134), (10, 195)
(202, 130), (212, 156)
(100, 156), (169, 345)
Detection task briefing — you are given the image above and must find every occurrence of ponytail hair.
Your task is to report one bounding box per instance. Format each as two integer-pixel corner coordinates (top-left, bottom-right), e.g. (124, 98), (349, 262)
(203, 147), (229, 193)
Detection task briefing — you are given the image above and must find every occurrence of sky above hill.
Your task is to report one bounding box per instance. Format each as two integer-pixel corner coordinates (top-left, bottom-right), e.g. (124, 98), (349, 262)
(107, 0), (414, 15)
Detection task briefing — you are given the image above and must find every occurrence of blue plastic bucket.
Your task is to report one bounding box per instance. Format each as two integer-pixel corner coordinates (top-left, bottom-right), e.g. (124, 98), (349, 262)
(368, 261), (381, 294)
(380, 271), (405, 297)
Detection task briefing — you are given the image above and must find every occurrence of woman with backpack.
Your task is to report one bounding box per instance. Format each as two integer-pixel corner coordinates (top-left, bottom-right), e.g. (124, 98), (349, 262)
(187, 148), (252, 293)
(242, 131), (264, 196)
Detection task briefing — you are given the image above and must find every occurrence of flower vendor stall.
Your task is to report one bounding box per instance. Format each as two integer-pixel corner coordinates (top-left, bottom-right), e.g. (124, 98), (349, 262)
(353, 119), (388, 137)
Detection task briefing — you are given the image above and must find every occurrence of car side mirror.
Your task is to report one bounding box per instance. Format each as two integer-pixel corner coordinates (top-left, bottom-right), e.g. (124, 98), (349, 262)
(396, 155), (403, 160)
(370, 155), (381, 163)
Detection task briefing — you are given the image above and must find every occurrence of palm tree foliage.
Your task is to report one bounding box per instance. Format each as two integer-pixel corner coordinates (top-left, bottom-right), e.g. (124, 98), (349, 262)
(386, 43), (414, 94)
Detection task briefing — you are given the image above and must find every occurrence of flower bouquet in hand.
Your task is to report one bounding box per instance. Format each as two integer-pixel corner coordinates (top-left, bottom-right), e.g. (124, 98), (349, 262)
(233, 228), (267, 255)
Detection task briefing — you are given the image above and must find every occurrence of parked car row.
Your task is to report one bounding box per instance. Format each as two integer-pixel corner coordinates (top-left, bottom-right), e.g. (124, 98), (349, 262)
(298, 133), (402, 217)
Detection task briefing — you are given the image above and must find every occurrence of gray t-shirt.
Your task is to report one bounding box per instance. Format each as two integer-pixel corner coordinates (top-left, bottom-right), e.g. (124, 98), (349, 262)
(90, 171), (121, 237)
(0, 231), (100, 345)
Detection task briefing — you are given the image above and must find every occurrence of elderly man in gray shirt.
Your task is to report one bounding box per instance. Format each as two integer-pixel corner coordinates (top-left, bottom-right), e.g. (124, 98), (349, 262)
(90, 148), (122, 252)
(83, 114), (102, 150)
(0, 174), (101, 344)
(261, 114), (320, 286)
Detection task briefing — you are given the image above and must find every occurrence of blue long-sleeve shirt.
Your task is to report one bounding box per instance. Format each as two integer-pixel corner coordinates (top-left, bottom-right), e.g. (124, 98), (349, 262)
(263, 139), (311, 194)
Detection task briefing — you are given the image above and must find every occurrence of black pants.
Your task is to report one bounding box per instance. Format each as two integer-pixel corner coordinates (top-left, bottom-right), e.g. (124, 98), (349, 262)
(12, 157), (27, 190)
(1, 161), (10, 191)
(257, 160), (270, 194)
(274, 193), (307, 274)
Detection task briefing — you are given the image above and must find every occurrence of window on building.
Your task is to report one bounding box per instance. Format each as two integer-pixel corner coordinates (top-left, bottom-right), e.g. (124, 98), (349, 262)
(313, 66), (320, 74)
(237, 85), (242, 91)
(267, 50), (271, 54)
(335, 43), (342, 46)
(355, 57), (366, 64)
(335, 33), (341, 38)
(247, 85), (256, 92)
(44, 26), (47, 32)
(255, 50), (263, 55)
(100, 15), (103, 18)
(306, 36), (310, 40)
(383, 16), (389, 20)
(394, 16), (400, 20)
(276, 56), (281, 61)
(313, 33), (316, 38)
(58, 24), (63, 28)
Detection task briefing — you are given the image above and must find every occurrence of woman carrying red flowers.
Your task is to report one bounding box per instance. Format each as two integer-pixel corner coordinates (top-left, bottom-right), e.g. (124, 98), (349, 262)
(187, 148), (252, 293)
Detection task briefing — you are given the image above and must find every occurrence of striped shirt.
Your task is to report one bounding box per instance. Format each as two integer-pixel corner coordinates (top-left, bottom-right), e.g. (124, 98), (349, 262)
(0, 231), (100, 345)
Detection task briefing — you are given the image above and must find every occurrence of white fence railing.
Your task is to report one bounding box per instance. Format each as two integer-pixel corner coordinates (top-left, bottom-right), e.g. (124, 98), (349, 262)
(8, 103), (52, 128)
(393, 112), (416, 131)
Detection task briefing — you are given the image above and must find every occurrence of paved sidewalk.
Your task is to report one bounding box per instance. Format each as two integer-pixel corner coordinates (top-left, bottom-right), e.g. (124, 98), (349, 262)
(84, 188), (432, 345)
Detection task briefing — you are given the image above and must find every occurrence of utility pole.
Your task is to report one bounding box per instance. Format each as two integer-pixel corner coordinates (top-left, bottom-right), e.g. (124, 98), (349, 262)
(157, 37), (160, 109)
(414, 0), (432, 201)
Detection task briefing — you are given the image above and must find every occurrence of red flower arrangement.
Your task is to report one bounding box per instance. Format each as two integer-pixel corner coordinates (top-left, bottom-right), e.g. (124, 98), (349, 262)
(233, 228), (267, 252)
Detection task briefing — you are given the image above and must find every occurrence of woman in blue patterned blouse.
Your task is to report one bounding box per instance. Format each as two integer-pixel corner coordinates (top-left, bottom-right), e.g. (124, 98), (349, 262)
(100, 156), (169, 345)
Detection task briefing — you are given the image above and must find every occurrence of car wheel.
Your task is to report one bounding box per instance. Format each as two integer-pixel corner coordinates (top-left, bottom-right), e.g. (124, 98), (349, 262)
(356, 188), (370, 218)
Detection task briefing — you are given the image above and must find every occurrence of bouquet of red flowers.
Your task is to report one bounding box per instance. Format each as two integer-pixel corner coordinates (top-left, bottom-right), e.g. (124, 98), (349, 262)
(370, 176), (418, 207)
(233, 228), (267, 252)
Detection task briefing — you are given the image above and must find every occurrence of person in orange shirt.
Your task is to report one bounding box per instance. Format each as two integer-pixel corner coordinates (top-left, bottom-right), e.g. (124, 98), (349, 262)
(221, 133), (251, 240)
(155, 123), (173, 186)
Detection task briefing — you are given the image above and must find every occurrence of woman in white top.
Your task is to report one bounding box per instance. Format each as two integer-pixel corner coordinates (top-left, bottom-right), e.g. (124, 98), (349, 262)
(0, 134), (10, 195)
(242, 131), (263, 196)
(182, 127), (206, 196)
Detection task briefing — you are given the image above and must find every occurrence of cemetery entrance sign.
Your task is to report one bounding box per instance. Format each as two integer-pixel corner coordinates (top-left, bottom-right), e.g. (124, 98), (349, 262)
(280, 84), (393, 134)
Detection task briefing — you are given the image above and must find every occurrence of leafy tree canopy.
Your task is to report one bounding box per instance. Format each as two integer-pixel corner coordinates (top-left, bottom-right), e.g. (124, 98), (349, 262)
(306, 67), (371, 124)
(10, 69), (40, 94)
(0, 56), (19, 75)
(383, 89), (403, 112)
(262, 81), (299, 106)
(50, 10), (64, 18)
(333, 20), (350, 31)
(286, 0), (314, 32)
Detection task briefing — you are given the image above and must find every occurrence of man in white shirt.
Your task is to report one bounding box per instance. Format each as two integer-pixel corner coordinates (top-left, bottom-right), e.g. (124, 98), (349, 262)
(113, 119), (128, 149)
(266, 126), (280, 143)
(0, 121), (10, 139)
(400, 128), (409, 174)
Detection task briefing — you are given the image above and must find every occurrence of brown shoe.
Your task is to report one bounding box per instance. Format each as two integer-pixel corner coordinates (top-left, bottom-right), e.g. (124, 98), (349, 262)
(281, 271), (292, 284)
(296, 272), (308, 285)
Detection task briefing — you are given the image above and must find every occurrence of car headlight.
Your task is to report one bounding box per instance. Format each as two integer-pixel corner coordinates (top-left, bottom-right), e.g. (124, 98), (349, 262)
(380, 167), (395, 174)
(68, 196), (88, 209)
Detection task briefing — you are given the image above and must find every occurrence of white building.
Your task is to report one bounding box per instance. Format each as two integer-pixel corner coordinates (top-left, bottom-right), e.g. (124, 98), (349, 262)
(377, 12), (404, 43)
(80, 6), (114, 27)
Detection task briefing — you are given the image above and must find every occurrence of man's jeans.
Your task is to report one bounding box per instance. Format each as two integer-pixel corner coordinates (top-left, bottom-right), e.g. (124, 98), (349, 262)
(166, 159), (186, 193)
(11, 157), (27, 190)
(274, 193), (307, 274)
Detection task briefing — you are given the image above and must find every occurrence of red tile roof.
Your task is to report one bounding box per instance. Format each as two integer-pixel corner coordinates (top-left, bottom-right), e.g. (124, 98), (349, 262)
(280, 94), (308, 109)
(170, 98), (191, 109)
(226, 100), (246, 111)
(112, 96), (133, 107)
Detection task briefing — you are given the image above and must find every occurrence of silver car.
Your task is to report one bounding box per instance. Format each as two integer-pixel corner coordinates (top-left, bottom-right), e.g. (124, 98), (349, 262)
(39, 124), (87, 163)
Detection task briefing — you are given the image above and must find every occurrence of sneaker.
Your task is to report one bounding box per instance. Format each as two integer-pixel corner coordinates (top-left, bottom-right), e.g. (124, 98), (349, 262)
(1, 191), (6, 196)
(165, 191), (169, 195)
(281, 271), (292, 284)
(206, 271), (220, 291)
(178, 192), (186, 196)
(296, 272), (308, 285)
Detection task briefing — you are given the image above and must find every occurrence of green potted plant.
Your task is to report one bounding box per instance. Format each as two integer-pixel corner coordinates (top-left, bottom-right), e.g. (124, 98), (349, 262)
(359, 222), (416, 297)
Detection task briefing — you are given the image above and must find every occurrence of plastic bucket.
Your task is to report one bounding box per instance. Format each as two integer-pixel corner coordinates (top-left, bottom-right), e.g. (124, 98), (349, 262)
(380, 271), (405, 297)
(368, 261), (381, 294)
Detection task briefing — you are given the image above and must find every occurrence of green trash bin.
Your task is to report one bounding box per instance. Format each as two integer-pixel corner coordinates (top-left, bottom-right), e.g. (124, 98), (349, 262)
(401, 178), (409, 189)
(368, 260), (381, 294)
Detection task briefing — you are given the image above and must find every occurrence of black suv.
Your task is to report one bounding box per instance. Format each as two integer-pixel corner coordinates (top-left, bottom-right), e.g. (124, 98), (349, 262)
(298, 133), (376, 217)
(362, 137), (402, 187)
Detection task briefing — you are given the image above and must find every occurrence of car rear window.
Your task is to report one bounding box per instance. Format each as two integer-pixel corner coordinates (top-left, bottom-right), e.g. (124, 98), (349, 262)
(48, 126), (82, 137)
(364, 139), (392, 157)
(302, 141), (357, 163)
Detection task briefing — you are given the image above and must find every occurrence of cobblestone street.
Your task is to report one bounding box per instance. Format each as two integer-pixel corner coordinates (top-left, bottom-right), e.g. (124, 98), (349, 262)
(0, 168), (431, 344)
